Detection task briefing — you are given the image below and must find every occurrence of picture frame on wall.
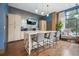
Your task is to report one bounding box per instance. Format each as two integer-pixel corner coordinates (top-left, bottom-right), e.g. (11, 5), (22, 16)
(21, 17), (38, 31)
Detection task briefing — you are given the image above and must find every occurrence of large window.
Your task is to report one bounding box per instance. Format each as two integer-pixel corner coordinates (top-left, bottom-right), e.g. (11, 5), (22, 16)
(65, 8), (79, 33)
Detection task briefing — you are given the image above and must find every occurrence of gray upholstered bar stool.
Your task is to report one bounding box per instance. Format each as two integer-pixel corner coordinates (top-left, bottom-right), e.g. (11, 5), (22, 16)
(43, 33), (51, 48)
(46, 31), (59, 48)
(31, 33), (46, 55)
(49, 31), (60, 48)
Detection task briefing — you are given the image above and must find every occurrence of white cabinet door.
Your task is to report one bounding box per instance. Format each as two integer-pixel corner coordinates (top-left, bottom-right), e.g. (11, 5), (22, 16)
(8, 14), (15, 25)
(14, 25), (21, 41)
(14, 15), (21, 41)
(8, 24), (15, 42)
(39, 20), (47, 31)
(8, 14), (15, 42)
(14, 15), (21, 26)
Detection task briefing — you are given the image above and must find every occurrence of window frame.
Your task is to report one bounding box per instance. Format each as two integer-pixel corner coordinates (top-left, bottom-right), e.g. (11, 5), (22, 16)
(65, 8), (78, 26)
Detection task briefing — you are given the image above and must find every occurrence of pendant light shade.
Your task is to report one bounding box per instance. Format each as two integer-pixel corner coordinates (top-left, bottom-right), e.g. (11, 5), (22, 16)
(46, 4), (49, 17)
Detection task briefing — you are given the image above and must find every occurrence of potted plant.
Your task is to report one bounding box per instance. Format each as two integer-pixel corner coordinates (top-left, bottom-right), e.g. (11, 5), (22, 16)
(56, 20), (63, 40)
(56, 21), (63, 31)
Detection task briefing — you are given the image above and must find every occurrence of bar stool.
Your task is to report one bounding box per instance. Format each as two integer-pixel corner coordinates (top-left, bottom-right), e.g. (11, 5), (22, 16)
(31, 33), (45, 55)
(49, 31), (60, 48)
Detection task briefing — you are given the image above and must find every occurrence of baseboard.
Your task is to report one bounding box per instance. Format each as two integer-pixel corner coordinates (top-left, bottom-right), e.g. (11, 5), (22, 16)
(7, 39), (24, 43)
(0, 48), (5, 55)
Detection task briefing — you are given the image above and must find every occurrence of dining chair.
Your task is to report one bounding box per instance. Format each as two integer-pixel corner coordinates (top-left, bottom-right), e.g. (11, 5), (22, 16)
(31, 33), (45, 55)
(48, 31), (60, 48)
(43, 33), (51, 48)
(48, 32), (56, 47)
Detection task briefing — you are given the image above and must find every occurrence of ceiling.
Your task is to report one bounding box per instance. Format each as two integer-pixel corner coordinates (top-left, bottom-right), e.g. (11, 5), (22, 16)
(9, 3), (76, 16)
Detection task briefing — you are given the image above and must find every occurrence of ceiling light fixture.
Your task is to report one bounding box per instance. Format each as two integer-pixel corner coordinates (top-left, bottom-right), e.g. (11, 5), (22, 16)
(41, 3), (44, 16)
(41, 11), (44, 15)
(47, 14), (49, 17)
(46, 4), (49, 17)
(35, 9), (38, 13)
(35, 3), (44, 16)
(35, 3), (49, 16)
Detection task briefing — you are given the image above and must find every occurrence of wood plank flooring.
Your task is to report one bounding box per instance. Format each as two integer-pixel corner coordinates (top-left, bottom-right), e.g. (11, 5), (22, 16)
(1, 40), (79, 56)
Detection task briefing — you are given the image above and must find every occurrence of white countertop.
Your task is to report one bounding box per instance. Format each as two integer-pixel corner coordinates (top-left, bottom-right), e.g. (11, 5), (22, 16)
(25, 30), (56, 34)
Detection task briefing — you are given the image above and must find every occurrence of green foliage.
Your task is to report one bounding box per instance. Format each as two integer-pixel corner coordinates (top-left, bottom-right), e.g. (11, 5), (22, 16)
(56, 21), (63, 31)
(66, 10), (79, 32)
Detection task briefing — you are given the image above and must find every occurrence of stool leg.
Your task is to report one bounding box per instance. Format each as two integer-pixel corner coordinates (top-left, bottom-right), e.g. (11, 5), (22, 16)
(43, 40), (45, 50)
(36, 40), (39, 56)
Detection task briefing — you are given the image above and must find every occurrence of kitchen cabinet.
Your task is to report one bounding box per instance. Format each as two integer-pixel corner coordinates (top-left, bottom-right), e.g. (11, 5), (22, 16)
(8, 14), (22, 42)
(39, 20), (47, 31)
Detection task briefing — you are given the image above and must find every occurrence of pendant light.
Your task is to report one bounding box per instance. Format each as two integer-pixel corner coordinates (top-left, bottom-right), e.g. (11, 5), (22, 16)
(35, 3), (50, 16)
(35, 9), (38, 13)
(41, 3), (44, 15)
(46, 4), (49, 17)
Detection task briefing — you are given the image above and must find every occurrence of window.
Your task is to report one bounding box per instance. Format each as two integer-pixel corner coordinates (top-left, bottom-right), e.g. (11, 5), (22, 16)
(65, 8), (79, 33)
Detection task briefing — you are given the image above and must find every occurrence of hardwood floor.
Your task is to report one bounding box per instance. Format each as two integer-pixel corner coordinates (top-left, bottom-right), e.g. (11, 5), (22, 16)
(1, 40), (79, 56)
(3, 40), (27, 56)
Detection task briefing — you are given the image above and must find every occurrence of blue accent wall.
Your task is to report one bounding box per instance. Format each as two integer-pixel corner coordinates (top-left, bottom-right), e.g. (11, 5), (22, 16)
(43, 14), (52, 30)
(43, 14), (52, 22)
(0, 3), (8, 49)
